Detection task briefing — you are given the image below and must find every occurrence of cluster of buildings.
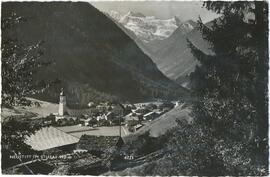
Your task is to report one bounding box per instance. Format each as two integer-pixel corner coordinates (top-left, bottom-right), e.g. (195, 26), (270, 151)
(25, 126), (124, 156)
(53, 89), (179, 131)
(123, 101), (178, 132)
(54, 89), (124, 127)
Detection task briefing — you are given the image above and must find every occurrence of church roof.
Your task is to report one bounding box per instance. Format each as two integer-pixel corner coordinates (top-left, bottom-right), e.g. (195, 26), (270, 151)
(25, 127), (79, 151)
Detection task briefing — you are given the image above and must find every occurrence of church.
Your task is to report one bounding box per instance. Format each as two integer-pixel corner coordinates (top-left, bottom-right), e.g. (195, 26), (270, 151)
(55, 88), (93, 121)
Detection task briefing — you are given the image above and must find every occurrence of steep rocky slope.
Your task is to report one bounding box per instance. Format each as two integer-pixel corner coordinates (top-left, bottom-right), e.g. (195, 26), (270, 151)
(144, 22), (212, 82)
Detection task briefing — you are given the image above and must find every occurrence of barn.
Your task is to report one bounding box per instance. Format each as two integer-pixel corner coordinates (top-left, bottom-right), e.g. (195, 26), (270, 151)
(25, 126), (80, 154)
(76, 135), (124, 156)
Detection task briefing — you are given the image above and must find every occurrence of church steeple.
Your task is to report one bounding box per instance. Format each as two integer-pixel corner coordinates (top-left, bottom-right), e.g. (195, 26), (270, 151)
(60, 87), (65, 96)
(58, 88), (67, 116)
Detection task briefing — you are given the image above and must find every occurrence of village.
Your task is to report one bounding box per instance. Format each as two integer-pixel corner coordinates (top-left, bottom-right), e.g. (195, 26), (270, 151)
(46, 88), (181, 133)
(3, 89), (183, 174)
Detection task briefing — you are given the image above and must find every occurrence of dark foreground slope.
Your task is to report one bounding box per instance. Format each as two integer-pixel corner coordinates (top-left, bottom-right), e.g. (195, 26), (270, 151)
(2, 2), (188, 105)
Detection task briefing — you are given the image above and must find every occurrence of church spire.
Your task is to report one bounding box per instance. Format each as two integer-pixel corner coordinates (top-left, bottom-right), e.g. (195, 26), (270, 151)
(60, 87), (65, 96)
(59, 88), (67, 116)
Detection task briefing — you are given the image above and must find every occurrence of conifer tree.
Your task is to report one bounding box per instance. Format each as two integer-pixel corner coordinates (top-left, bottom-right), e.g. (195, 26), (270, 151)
(1, 12), (49, 107)
(1, 13), (47, 169)
(167, 2), (268, 175)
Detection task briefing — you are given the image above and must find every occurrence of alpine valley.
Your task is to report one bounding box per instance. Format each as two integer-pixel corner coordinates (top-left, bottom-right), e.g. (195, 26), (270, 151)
(106, 10), (213, 88)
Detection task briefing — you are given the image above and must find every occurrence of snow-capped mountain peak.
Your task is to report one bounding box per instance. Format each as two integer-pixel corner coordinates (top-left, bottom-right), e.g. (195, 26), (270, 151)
(127, 11), (145, 18)
(108, 10), (180, 43)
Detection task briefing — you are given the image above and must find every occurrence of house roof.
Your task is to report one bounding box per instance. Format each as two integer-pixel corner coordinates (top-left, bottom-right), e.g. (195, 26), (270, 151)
(57, 125), (122, 138)
(25, 127), (80, 151)
(134, 124), (143, 129)
(84, 118), (93, 122)
(124, 114), (139, 122)
(77, 135), (123, 151)
(106, 112), (114, 116)
(67, 108), (93, 116)
(143, 112), (157, 117)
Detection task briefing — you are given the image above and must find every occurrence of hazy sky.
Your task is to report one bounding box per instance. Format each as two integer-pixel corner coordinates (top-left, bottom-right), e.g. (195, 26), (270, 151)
(90, 1), (219, 23)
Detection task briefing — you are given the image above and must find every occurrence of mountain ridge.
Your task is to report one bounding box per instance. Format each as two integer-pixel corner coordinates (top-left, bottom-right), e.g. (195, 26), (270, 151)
(107, 10), (179, 43)
(2, 2), (188, 105)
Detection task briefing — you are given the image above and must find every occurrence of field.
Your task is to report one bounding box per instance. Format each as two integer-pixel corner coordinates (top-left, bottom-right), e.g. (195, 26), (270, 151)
(1, 98), (58, 121)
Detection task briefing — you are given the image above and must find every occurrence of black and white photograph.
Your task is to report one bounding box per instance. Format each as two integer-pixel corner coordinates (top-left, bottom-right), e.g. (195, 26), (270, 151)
(1, 0), (269, 176)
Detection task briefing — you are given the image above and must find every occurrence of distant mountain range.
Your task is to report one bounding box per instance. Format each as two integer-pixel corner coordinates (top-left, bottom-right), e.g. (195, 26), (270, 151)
(2, 2), (188, 105)
(107, 10), (213, 88)
(107, 10), (180, 43)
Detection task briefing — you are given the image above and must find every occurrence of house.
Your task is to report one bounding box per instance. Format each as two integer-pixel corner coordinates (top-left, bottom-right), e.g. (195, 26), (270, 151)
(79, 117), (98, 127)
(132, 107), (151, 115)
(162, 107), (172, 113)
(124, 113), (139, 121)
(159, 102), (175, 110)
(87, 102), (96, 108)
(126, 118), (141, 132)
(174, 101), (182, 108)
(25, 127), (80, 154)
(152, 109), (164, 115)
(124, 104), (136, 110)
(105, 112), (115, 120)
(134, 124), (143, 131)
(82, 118), (92, 126)
(143, 112), (159, 121)
(76, 135), (124, 155)
(145, 103), (158, 110)
(96, 102), (112, 112)
(127, 122), (142, 132)
(96, 114), (107, 121)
